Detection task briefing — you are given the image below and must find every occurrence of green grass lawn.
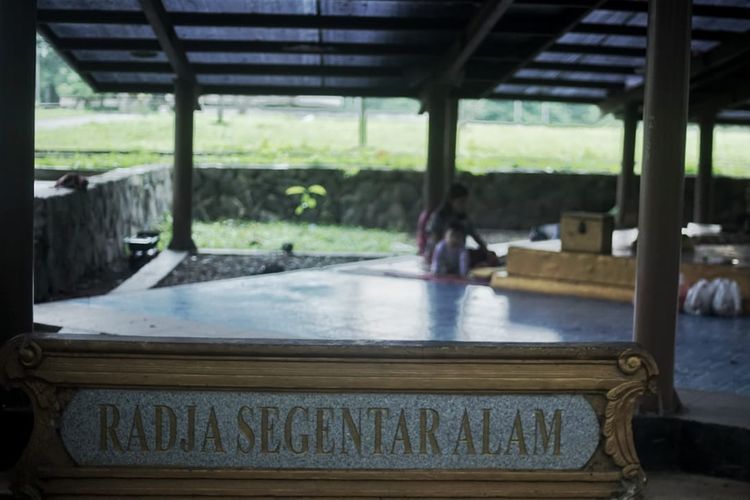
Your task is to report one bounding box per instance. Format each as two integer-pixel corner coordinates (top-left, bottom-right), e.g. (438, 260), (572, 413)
(159, 218), (416, 254)
(35, 109), (750, 176)
(35, 107), (93, 120)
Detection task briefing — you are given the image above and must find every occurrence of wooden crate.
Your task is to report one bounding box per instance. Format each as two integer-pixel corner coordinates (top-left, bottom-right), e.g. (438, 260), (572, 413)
(560, 212), (614, 255)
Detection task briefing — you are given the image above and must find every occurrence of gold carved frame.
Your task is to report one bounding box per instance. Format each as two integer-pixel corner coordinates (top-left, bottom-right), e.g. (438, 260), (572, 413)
(1, 334), (657, 499)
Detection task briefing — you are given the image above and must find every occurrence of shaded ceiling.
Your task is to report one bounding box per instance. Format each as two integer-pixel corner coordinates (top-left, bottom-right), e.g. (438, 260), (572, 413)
(36, 0), (750, 124)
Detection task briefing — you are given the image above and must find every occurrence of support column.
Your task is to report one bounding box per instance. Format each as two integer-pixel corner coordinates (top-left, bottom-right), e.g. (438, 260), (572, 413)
(0, 0), (36, 342)
(615, 103), (638, 228)
(169, 78), (197, 251)
(358, 97), (367, 148)
(444, 97), (459, 183)
(633, 0), (692, 413)
(694, 115), (715, 223)
(424, 87), (449, 212)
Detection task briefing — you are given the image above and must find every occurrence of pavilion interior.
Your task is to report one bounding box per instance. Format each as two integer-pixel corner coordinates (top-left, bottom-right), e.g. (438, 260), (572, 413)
(2, 0), (750, 417)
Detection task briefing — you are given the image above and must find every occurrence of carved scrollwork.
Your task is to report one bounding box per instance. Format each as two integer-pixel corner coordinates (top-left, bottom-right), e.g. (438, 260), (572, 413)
(603, 348), (659, 490)
(617, 348), (659, 380)
(18, 339), (43, 369)
(603, 380), (649, 482)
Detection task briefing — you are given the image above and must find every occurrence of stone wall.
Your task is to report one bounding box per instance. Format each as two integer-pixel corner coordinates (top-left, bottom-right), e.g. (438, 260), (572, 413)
(34, 164), (749, 300)
(193, 166), (750, 231)
(34, 164), (172, 301)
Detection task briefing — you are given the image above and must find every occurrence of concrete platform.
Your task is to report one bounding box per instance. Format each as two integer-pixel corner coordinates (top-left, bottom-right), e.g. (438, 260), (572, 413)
(34, 256), (750, 397)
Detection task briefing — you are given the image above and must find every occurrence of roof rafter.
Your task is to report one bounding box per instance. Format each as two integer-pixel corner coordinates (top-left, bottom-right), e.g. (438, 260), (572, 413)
(96, 82), (415, 98)
(526, 61), (640, 74)
(138, 0), (194, 84)
(425, 0), (517, 90)
(476, 0), (607, 97)
(507, 76), (624, 90)
(480, 92), (599, 104)
(81, 61), (407, 79)
(545, 42), (644, 58)
(600, 0), (750, 20)
(573, 22), (738, 42)
(600, 30), (750, 113)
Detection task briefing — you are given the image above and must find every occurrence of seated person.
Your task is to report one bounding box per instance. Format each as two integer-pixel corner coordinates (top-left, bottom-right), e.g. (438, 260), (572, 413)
(431, 222), (469, 278)
(425, 182), (498, 268)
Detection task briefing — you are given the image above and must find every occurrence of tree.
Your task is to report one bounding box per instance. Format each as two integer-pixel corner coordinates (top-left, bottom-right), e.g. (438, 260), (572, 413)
(37, 35), (93, 105)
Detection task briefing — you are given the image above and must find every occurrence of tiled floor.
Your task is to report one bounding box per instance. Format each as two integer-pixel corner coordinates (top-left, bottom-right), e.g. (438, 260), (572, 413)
(34, 257), (750, 396)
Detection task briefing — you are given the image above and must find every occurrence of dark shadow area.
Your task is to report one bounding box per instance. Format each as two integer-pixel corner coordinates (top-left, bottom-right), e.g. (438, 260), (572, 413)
(634, 415), (750, 483)
(0, 388), (32, 471)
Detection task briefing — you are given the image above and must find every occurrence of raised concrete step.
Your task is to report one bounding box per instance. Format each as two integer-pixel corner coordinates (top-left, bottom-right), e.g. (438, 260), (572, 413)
(110, 250), (187, 294)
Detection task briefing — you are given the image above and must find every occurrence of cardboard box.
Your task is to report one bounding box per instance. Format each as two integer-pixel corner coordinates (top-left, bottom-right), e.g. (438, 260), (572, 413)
(560, 212), (614, 254)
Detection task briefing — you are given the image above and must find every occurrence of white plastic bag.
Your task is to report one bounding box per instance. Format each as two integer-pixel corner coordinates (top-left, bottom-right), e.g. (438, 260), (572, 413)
(683, 279), (716, 315)
(711, 278), (743, 317)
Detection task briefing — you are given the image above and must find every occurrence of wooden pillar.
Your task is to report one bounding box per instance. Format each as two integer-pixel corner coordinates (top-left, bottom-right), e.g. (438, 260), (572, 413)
(694, 115), (715, 223)
(169, 78), (197, 251)
(424, 87), (449, 212)
(615, 103), (638, 228)
(358, 97), (367, 148)
(633, 0), (692, 414)
(0, 0), (36, 342)
(444, 97), (459, 183)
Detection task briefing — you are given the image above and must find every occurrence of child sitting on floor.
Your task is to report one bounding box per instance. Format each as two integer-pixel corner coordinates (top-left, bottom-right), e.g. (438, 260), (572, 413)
(431, 221), (469, 278)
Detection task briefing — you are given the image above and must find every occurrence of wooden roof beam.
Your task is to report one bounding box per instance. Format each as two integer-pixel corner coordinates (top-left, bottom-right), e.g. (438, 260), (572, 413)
(599, 30), (750, 114)
(475, 0), (607, 97)
(546, 42), (644, 58)
(600, 1), (750, 20)
(96, 82), (415, 98)
(81, 61), (407, 78)
(428, 0), (517, 88)
(507, 76), (625, 90)
(138, 0), (194, 85)
(478, 92), (599, 104)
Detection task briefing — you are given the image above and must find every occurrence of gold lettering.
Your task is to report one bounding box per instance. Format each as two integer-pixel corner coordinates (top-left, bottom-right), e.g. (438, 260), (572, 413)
(126, 405), (149, 452)
(201, 406), (226, 453)
(261, 407), (281, 453)
(419, 408), (441, 455)
(390, 409), (413, 455)
(341, 408), (362, 455)
(453, 409), (476, 455)
(237, 406), (255, 454)
(155, 405), (177, 452)
(315, 407), (334, 455)
(180, 405), (196, 452)
(98, 404), (124, 452)
(367, 408), (389, 455)
(285, 406), (309, 455)
(534, 409), (562, 456)
(505, 410), (527, 456)
(481, 408), (502, 455)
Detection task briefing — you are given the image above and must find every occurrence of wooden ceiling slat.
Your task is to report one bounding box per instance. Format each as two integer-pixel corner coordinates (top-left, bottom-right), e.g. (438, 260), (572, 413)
(507, 76), (624, 90)
(139, 0), (193, 83)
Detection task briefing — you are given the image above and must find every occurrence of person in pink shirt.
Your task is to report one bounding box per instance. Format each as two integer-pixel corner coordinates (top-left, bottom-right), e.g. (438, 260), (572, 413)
(431, 222), (470, 278)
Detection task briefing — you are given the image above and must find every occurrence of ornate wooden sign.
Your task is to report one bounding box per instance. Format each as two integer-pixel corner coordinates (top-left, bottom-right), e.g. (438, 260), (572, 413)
(1, 334), (657, 499)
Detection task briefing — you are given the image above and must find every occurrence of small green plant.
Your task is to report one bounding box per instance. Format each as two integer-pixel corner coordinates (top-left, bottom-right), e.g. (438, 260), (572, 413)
(285, 184), (327, 215)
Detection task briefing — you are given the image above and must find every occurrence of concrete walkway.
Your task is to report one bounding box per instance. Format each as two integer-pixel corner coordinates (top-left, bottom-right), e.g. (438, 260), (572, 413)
(34, 255), (750, 397)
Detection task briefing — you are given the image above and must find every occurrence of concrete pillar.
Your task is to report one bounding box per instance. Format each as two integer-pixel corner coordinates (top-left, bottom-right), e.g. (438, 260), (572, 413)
(424, 87), (449, 212)
(633, 0), (692, 414)
(0, 0), (36, 342)
(694, 115), (715, 223)
(169, 78), (197, 251)
(615, 103), (638, 228)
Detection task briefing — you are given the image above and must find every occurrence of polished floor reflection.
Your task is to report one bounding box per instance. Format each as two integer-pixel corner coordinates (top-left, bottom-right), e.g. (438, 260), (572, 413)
(35, 259), (750, 396)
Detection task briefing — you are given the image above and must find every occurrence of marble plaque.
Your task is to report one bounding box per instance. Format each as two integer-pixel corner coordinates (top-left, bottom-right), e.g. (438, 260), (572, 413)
(61, 390), (599, 470)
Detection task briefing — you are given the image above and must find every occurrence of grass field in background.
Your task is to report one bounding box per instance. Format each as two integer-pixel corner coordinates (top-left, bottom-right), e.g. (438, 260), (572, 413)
(35, 108), (750, 176)
(158, 218), (416, 253)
